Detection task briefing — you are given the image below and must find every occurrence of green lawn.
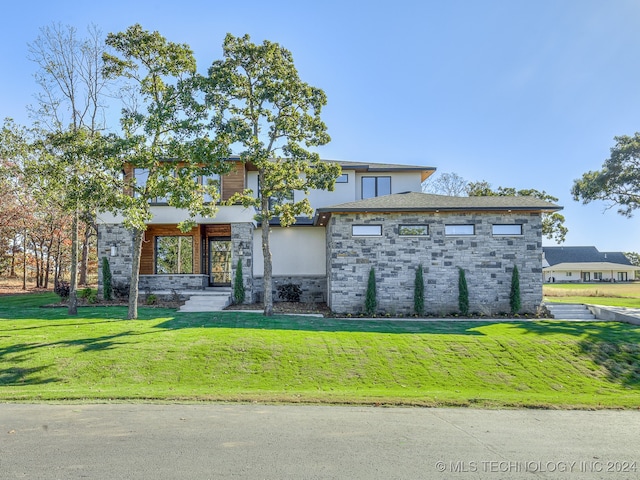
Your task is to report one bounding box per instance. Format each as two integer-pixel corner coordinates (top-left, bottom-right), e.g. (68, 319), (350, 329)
(544, 282), (640, 307)
(1, 293), (639, 408)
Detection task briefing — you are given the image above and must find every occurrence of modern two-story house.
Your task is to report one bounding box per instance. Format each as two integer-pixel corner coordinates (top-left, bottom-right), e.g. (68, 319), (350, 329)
(96, 157), (562, 314)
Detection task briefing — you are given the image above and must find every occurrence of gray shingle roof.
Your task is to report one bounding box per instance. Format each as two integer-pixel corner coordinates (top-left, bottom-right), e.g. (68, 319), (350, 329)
(543, 246), (632, 267)
(317, 192), (562, 213)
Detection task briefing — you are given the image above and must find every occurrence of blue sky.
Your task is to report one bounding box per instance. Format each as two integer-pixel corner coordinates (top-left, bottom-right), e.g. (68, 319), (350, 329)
(2, 0), (640, 252)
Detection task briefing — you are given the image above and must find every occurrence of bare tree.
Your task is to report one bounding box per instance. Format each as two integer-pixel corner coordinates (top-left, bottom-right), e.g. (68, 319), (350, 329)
(422, 172), (469, 196)
(28, 23), (111, 313)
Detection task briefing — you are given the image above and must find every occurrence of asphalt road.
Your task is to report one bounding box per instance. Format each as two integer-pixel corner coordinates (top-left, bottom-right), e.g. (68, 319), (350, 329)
(1, 404), (639, 479)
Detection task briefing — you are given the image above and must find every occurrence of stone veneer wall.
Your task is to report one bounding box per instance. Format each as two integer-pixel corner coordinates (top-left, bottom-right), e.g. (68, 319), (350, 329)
(97, 224), (134, 296)
(231, 223), (254, 304)
(98, 222), (256, 301)
(327, 212), (543, 315)
(252, 275), (327, 303)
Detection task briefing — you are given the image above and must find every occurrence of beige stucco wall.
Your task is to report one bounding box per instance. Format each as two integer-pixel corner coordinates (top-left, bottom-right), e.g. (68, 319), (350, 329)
(253, 226), (326, 276)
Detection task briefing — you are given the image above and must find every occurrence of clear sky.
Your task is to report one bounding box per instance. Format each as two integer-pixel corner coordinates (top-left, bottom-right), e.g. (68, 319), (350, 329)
(2, 0), (640, 252)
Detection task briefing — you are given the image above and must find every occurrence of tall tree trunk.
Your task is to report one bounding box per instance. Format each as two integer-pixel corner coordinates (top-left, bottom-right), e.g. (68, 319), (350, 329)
(128, 228), (144, 320)
(79, 221), (92, 286)
(22, 228), (27, 290)
(68, 210), (79, 315)
(261, 190), (273, 316)
(9, 235), (17, 277)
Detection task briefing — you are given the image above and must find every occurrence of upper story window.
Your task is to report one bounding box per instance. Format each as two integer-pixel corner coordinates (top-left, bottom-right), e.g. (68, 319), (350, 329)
(133, 168), (149, 199)
(336, 173), (349, 183)
(445, 224), (475, 236)
(399, 225), (429, 236)
(202, 174), (220, 203)
(492, 224), (523, 236)
(352, 225), (382, 236)
(362, 176), (391, 199)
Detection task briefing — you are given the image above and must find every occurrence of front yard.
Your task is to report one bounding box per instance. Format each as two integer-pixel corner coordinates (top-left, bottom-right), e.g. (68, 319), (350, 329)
(0, 293), (638, 408)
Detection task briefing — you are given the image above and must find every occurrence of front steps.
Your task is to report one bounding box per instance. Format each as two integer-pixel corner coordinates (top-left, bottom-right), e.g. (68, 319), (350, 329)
(546, 303), (596, 321)
(178, 288), (232, 312)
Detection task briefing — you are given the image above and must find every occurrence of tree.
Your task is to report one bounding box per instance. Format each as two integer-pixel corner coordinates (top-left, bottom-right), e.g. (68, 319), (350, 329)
(458, 267), (469, 316)
(572, 133), (640, 217)
(365, 267), (377, 316)
(103, 24), (230, 319)
(509, 265), (521, 314)
(27, 23), (113, 314)
(624, 252), (640, 279)
(414, 264), (425, 316)
(467, 181), (567, 243)
(422, 172), (468, 196)
(203, 34), (341, 316)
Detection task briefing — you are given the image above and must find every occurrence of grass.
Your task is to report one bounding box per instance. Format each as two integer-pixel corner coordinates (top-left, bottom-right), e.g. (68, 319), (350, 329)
(544, 282), (640, 307)
(0, 293), (639, 408)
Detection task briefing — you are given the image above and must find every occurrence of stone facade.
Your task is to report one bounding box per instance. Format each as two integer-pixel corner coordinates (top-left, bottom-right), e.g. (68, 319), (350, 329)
(138, 274), (207, 291)
(97, 224), (134, 296)
(231, 223), (254, 304)
(252, 275), (327, 303)
(326, 212), (543, 315)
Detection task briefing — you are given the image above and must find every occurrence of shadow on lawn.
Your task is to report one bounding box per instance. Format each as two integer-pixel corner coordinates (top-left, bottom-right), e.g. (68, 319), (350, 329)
(0, 331), (141, 387)
(509, 321), (640, 389)
(157, 312), (491, 335)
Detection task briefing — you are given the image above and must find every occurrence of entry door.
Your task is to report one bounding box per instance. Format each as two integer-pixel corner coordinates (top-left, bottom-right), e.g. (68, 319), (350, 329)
(209, 239), (232, 286)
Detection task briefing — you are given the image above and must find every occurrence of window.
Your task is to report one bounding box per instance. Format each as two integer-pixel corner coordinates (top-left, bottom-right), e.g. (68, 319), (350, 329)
(445, 224), (475, 235)
(594, 272), (602, 280)
(336, 173), (348, 183)
(618, 272), (628, 281)
(155, 236), (194, 274)
(201, 174), (220, 203)
(399, 225), (428, 236)
(492, 224), (523, 235)
(362, 176), (391, 199)
(352, 225), (382, 236)
(566, 272), (572, 277)
(133, 168), (149, 198)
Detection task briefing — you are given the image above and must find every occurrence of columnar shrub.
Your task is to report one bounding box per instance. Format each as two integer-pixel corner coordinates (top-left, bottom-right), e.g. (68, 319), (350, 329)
(414, 264), (425, 316)
(102, 256), (112, 301)
(458, 267), (469, 316)
(365, 267), (377, 316)
(233, 258), (245, 304)
(510, 265), (521, 314)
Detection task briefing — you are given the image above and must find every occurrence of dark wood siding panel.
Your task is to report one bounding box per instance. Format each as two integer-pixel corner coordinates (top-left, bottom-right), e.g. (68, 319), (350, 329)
(222, 161), (245, 201)
(204, 224), (231, 237)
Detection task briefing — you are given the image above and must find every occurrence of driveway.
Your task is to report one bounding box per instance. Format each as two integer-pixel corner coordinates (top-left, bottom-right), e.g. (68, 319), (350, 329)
(1, 404), (638, 479)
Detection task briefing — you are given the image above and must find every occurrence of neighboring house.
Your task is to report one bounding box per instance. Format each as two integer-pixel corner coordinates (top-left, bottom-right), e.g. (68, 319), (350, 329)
(543, 246), (639, 283)
(96, 157), (561, 314)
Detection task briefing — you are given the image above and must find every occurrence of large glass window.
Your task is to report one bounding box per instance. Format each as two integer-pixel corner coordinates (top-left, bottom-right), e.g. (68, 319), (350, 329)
(352, 225), (382, 236)
(202, 174), (220, 203)
(492, 224), (523, 235)
(155, 236), (194, 274)
(445, 224), (475, 235)
(362, 176), (391, 199)
(133, 168), (149, 198)
(399, 225), (429, 236)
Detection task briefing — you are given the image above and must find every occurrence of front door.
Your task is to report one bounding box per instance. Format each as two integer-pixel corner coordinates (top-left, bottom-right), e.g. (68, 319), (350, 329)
(209, 239), (232, 286)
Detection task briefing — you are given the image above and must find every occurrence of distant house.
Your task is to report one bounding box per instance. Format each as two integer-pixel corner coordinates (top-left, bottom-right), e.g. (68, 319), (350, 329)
(97, 157), (562, 314)
(542, 246), (639, 283)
